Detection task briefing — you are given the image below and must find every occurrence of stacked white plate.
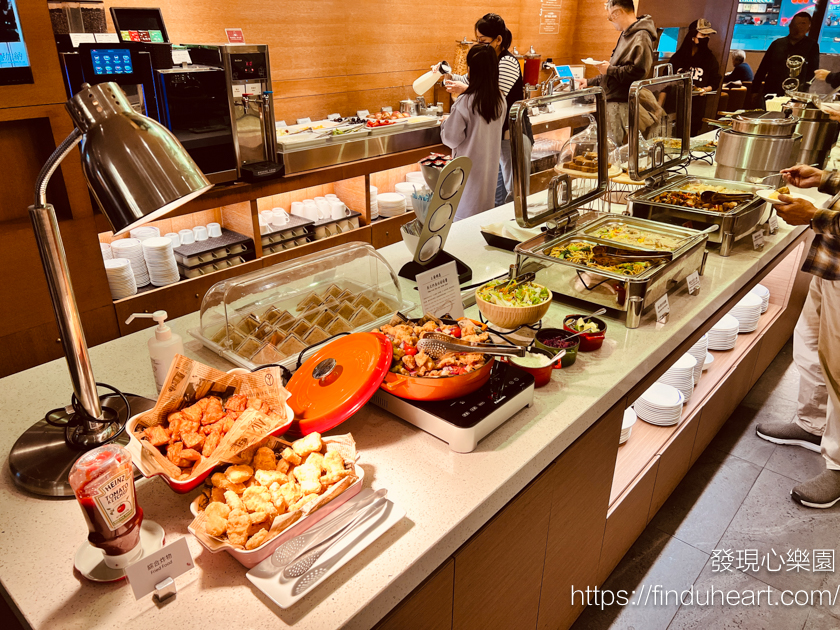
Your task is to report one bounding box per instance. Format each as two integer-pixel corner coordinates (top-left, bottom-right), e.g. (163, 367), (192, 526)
(100, 243), (112, 261)
(708, 314), (739, 350)
(395, 182), (420, 203)
(130, 225), (160, 241)
(110, 238), (149, 287)
(370, 185), (379, 220)
(377, 192), (407, 217)
(406, 171), (426, 186)
(142, 237), (180, 287)
(657, 353), (697, 402)
(634, 382), (685, 426)
(688, 334), (708, 387)
(750, 283), (770, 313)
(104, 258), (137, 299)
(729, 292), (762, 334)
(620, 407), (637, 444)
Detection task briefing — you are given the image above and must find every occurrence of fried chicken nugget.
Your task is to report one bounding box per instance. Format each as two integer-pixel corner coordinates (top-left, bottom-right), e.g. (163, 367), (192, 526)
(202, 397), (225, 424)
(277, 481), (302, 507)
(292, 432), (322, 458)
(143, 425), (170, 447)
(211, 486), (226, 504)
(167, 411), (185, 442)
(204, 502), (231, 537)
(225, 464), (253, 484)
(255, 469), (287, 486)
(275, 458), (290, 474)
(323, 450), (346, 476)
(182, 431), (205, 451)
(281, 447), (302, 466)
(242, 486), (273, 512)
(245, 529), (270, 550)
(300, 479), (322, 495)
(226, 509), (250, 546)
(225, 394), (248, 412)
(293, 463), (321, 484)
(253, 446), (277, 471)
(267, 482), (288, 513)
(304, 451), (325, 472)
(224, 490), (245, 511)
(166, 441), (184, 466)
(290, 494), (319, 512)
(210, 472), (245, 494)
(202, 431), (221, 457)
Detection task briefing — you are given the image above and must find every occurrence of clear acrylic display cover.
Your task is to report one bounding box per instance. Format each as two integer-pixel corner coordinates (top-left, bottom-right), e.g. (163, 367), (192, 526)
(190, 242), (415, 370)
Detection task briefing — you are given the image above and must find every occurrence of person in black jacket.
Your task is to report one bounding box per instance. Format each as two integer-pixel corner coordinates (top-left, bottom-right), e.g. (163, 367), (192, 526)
(752, 11), (819, 102)
(668, 19), (722, 92)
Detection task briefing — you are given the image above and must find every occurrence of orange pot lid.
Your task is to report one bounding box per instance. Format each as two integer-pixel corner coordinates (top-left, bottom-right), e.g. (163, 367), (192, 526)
(285, 333), (393, 437)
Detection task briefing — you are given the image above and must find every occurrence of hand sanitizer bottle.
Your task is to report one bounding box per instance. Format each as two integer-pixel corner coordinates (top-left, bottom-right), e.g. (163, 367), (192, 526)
(125, 311), (184, 393)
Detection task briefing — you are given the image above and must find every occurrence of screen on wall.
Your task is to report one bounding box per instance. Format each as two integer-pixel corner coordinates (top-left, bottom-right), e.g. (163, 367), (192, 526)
(0, 0), (33, 85)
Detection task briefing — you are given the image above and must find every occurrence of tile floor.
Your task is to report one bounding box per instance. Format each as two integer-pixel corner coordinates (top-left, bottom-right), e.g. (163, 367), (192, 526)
(572, 338), (840, 630)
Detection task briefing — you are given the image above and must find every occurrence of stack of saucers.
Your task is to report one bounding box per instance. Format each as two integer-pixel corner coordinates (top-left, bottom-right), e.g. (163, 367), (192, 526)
(370, 185), (379, 219)
(395, 182), (420, 203)
(750, 283), (770, 314)
(688, 334), (708, 387)
(100, 243), (112, 261)
(104, 258), (137, 299)
(620, 407), (637, 444)
(406, 171), (426, 186)
(130, 225), (160, 242)
(110, 238), (149, 287)
(657, 353), (697, 402)
(634, 382), (685, 426)
(377, 192), (407, 217)
(708, 314), (739, 350)
(729, 292), (762, 333)
(142, 237), (180, 287)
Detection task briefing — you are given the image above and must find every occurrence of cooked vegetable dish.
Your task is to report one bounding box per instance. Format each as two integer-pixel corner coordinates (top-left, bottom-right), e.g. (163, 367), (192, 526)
(548, 241), (653, 276)
(588, 224), (683, 251)
(477, 279), (550, 307)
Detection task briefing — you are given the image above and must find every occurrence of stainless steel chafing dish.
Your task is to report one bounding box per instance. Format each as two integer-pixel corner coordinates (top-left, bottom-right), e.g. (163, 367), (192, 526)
(628, 175), (774, 257)
(508, 86), (710, 328)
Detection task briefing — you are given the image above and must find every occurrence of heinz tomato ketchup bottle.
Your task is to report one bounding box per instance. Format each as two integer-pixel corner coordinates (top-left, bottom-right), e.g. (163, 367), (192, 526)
(69, 444), (144, 569)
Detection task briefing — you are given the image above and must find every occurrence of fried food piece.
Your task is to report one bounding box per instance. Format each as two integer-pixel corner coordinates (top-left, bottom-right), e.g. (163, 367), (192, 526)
(224, 490), (245, 511)
(202, 431), (221, 457)
(237, 445), (258, 465)
(305, 451), (325, 472)
(300, 479), (322, 495)
(777, 186), (790, 195)
(281, 447), (302, 466)
(166, 441), (184, 466)
(267, 482), (288, 513)
(167, 411), (185, 442)
(202, 397), (225, 424)
(179, 448), (202, 462)
(323, 450), (346, 476)
(255, 469), (287, 487)
(277, 481), (302, 507)
(225, 394), (248, 412)
(226, 509), (250, 546)
(290, 494), (319, 512)
(293, 463), (321, 485)
(245, 528), (270, 550)
(241, 486), (273, 512)
(180, 403), (202, 434)
(143, 425), (170, 447)
(211, 486), (226, 504)
(275, 458), (290, 474)
(225, 464), (254, 484)
(204, 502), (231, 537)
(182, 431), (205, 451)
(253, 446), (277, 471)
(292, 432), (323, 458)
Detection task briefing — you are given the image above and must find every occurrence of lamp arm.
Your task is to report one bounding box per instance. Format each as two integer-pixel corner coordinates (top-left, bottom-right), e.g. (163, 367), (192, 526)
(34, 127), (82, 208)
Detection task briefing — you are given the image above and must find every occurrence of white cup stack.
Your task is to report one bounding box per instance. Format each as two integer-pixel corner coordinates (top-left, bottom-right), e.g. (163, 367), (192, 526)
(142, 237), (180, 287)
(130, 226), (160, 241)
(104, 258), (137, 299)
(634, 382), (685, 426)
(729, 292), (762, 334)
(750, 283), (770, 314)
(370, 185), (379, 219)
(657, 353), (697, 403)
(110, 238), (149, 287)
(100, 242), (112, 260)
(207, 222), (222, 238)
(708, 314), (739, 350)
(688, 333), (708, 387)
(620, 407), (637, 445)
(377, 192), (407, 217)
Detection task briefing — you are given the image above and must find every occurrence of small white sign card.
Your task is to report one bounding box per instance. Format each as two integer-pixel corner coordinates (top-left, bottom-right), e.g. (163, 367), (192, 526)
(655, 294), (670, 322)
(125, 537), (194, 600)
(687, 271), (701, 295)
(752, 229), (765, 250)
(416, 261), (465, 319)
(768, 213), (779, 233)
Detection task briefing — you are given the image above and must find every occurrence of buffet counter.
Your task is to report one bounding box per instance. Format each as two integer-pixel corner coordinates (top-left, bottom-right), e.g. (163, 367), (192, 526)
(0, 157), (819, 629)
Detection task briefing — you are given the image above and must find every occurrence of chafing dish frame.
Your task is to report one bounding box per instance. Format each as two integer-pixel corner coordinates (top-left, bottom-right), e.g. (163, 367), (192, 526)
(515, 214), (710, 328)
(628, 174), (774, 257)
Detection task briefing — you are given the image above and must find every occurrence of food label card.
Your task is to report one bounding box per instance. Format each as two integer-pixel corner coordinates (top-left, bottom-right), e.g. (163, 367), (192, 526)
(687, 271), (701, 295)
(125, 537), (193, 600)
(768, 214), (779, 233)
(225, 28), (245, 44)
(416, 261), (464, 319)
(752, 230), (765, 250)
(655, 294), (670, 322)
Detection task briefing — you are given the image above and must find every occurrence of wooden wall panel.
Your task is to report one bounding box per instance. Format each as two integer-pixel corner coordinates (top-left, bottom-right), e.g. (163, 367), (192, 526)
(375, 559), (454, 630)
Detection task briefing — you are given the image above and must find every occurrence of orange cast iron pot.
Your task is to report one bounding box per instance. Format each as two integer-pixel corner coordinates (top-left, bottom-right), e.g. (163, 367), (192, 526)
(381, 357), (496, 401)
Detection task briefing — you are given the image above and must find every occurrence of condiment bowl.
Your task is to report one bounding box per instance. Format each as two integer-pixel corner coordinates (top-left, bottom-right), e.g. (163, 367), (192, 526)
(563, 314), (607, 352)
(475, 283), (552, 329)
(534, 328), (580, 368)
(508, 348), (555, 387)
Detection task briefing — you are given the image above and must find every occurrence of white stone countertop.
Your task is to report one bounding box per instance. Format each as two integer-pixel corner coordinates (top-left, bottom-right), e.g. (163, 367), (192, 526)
(0, 154), (823, 630)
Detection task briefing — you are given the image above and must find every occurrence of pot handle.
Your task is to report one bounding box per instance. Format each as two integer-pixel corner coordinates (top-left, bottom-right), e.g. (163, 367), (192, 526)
(382, 374), (407, 391)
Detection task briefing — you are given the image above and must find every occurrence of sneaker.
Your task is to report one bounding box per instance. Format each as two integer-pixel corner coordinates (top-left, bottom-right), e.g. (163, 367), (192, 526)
(791, 470), (840, 508)
(756, 421), (822, 453)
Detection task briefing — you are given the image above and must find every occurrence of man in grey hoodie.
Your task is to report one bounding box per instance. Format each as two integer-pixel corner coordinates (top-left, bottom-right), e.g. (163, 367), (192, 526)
(580, 0), (657, 145)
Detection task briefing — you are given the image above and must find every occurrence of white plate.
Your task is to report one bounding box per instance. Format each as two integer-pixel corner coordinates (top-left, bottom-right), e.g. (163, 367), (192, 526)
(756, 189), (812, 205)
(581, 58), (606, 65)
(247, 493), (405, 608)
(703, 352), (714, 371)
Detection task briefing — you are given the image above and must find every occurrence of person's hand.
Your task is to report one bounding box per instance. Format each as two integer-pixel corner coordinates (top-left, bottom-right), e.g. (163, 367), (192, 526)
(440, 114), (449, 122)
(703, 86), (712, 92)
(577, 78), (588, 89)
(824, 107), (840, 123)
(444, 80), (468, 96)
(596, 61), (610, 75)
(780, 164), (823, 188)
(776, 196), (818, 226)
(431, 62), (442, 74)
(814, 68), (830, 81)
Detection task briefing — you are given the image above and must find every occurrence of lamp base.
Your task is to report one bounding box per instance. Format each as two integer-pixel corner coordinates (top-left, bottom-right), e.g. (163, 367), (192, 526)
(9, 393), (156, 498)
(399, 250), (473, 284)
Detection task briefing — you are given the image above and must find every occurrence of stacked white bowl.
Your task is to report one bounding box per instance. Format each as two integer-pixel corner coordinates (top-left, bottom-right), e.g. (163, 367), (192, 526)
(688, 334), (708, 387)
(142, 237), (180, 287)
(110, 238), (149, 287)
(130, 225), (160, 242)
(708, 314), (739, 350)
(634, 382), (685, 426)
(657, 353), (697, 402)
(750, 283), (770, 314)
(377, 192), (407, 217)
(395, 181), (420, 204)
(729, 292), (762, 333)
(406, 171), (426, 186)
(104, 258), (137, 299)
(370, 185), (379, 219)
(620, 407), (637, 444)
(100, 243), (112, 260)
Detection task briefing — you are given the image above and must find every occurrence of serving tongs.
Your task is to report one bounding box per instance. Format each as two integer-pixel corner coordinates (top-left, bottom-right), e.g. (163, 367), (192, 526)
(698, 191), (752, 205)
(496, 271), (535, 294)
(417, 332), (527, 359)
(590, 245), (672, 267)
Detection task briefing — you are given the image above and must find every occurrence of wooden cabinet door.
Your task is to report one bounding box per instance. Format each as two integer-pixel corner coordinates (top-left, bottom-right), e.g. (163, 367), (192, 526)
(376, 559), (454, 630)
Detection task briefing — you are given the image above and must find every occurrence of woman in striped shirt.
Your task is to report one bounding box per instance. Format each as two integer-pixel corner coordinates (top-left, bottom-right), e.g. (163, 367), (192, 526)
(444, 14), (532, 205)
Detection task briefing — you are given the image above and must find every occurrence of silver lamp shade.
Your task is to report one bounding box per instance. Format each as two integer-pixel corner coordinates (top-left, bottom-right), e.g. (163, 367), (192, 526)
(66, 83), (212, 234)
